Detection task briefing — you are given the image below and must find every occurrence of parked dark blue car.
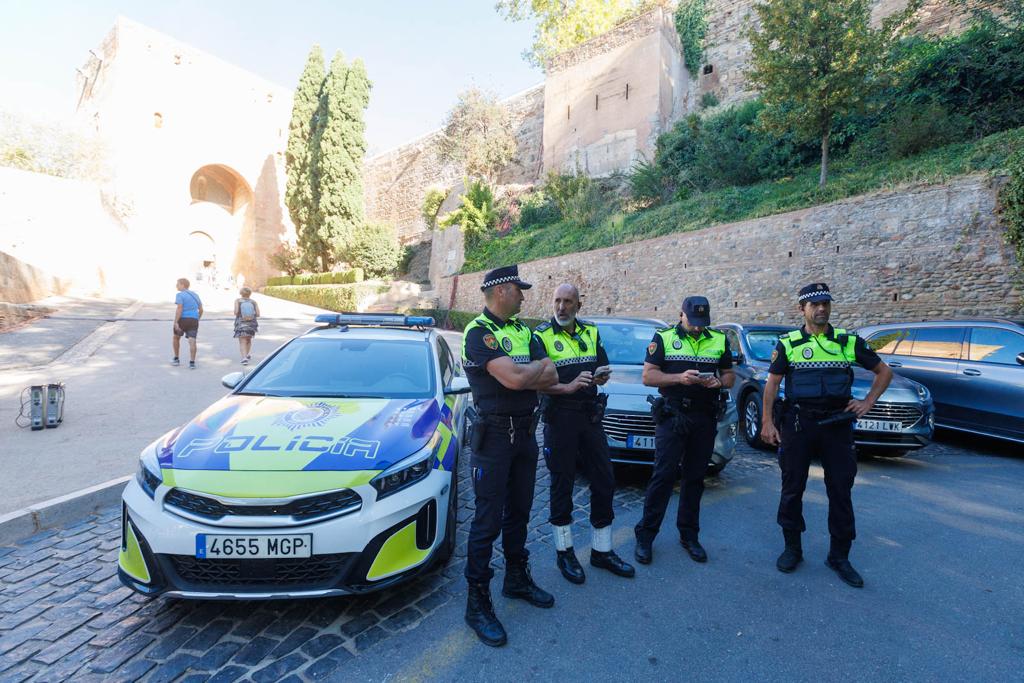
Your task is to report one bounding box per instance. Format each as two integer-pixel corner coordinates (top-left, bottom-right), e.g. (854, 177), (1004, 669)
(716, 323), (935, 456)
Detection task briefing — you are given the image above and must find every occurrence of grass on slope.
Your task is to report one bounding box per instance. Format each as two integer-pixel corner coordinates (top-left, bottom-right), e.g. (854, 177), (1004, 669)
(463, 126), (1024, 273)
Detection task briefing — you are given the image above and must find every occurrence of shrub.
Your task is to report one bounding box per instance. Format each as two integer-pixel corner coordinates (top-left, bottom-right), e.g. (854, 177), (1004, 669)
(518, 188), (560, 228)
(406, 308), (543, 331)
(439, 179), (499, 248)
(674, 0), (709, 73)
(290, 268), (363, 286)
(999, 148), (1024, 288)
(348, 223), (402, 278)
(629, 157), (675, 207)
(699, 92), (719, 110)
(421, 188), (448, 229)
(266, 275), (294, 286)
(543, 171), (609, 229)
(263, 283), (381, 311)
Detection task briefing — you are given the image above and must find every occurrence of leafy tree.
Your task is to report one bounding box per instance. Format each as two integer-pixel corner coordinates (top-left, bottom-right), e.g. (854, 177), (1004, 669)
(316, 52), (372, 270)
(746, 0), (922, 187)
(437, 88), (517, 183)
(349, 223), (402, 278)
(421, 188), (448, 229)
(285, 46), (326, 269)
(439, 179), (499, 249)
(496, 0), (656, 68)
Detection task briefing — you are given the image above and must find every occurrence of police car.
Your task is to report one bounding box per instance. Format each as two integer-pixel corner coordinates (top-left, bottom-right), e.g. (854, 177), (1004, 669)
(118, 313), (470, 599)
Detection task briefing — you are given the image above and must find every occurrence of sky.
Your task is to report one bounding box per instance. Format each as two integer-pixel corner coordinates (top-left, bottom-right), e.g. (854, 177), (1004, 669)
(0, 0), (542, 155)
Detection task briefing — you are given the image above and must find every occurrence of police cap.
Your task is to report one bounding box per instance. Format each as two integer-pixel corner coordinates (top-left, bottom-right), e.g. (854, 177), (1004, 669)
(798, 282), (833, 303)
(682, 296), (711, 326)
(481, 264), (532, 291)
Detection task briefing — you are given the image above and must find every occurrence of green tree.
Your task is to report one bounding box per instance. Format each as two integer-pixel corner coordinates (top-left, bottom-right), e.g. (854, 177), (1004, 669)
(439, 179), (499, 249)
(746, 0), (922, 187)
(285, 46), (326, 269)
(496, 0), (655, 68)
(349, 223), (402, 278)
(437, 88), (517, 183)
(316, 52), (372, 270)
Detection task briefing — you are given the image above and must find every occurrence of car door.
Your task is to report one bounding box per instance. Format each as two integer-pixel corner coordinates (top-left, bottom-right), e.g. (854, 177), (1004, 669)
(719, 326), (746, 403)
(896, 326), (968, 427)
(956, 326), (1024, 440)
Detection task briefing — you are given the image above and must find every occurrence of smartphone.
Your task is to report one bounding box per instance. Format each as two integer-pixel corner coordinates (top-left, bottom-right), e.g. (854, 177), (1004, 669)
(594, 366), (612, 378)
(696, 372), (716, 380)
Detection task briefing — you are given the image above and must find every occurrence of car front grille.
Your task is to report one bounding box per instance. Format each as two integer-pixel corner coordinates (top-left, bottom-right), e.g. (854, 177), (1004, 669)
(168, 553), (352, 587)
(602, 412), (656, 440)
(861, 402), (924, 428)
(164, 488), (362, 522)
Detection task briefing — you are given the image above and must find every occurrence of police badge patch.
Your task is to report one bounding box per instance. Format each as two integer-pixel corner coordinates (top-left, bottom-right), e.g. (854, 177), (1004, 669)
(771, 349), (778, 363)
(802, 347), (814, 359)
(647, 342), (657, 355)
(672, 340), (683, 350)
(483, 334), (498, 350)
(554, 340), (564, 352)
(502, 337), (513, 352)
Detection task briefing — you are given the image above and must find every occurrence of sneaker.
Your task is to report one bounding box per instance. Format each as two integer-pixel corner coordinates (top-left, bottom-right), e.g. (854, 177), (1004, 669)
(189, 361), (196, 370)
(171, 358), (180, 367)
(241, 358), (249, 365)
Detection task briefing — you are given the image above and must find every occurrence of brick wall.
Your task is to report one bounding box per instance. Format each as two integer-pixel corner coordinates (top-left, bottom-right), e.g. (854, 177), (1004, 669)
(437, 175), (1021, 328)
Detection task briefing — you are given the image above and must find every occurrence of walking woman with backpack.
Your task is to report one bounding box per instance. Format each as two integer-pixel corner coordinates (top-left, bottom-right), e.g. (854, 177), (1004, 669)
(234, 287), (260, 364)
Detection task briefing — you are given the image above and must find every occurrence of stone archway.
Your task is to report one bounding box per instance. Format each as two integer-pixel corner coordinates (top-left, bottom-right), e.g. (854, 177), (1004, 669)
(184, 164), (254, 288)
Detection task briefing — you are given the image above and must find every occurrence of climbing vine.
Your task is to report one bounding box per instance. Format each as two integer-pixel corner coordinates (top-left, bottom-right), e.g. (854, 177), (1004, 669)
(674, 0), (709, 74)
(999, 149), (1024, 302)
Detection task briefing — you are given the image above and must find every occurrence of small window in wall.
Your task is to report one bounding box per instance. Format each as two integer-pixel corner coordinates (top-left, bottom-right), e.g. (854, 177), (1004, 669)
(567, 105), (570, 120)
(174, 54), (182, 65)
(625, 83), (630, 100)
(267, 92), (274, 103)
(595, 94), (599, 110)
(703, 64), (714, 75)
(153, 112), (163, 129)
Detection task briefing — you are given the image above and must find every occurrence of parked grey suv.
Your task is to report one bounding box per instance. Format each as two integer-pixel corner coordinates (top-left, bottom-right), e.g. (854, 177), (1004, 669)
(857, 319), (1024, 444)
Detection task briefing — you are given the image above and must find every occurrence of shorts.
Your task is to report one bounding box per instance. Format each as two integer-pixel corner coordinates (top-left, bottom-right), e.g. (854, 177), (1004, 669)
(175, 317), (199, 339)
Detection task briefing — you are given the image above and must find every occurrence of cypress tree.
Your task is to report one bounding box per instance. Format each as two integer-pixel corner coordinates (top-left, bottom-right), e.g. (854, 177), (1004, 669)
(317, 53), (372, 266)
(284, 46), (326, 270)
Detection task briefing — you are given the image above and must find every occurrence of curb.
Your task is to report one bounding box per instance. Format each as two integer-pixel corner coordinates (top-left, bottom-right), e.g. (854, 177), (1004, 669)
(0, 476), (131, 547)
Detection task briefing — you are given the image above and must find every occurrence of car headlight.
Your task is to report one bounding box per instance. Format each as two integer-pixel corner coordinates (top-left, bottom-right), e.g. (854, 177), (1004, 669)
(136, 446), (163, 499)
(370, 432), (440, 500)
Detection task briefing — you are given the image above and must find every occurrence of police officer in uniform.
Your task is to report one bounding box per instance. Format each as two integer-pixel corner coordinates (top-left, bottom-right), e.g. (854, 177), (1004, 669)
(533, 283), (635, 584)
(761, 283), (892, 587)
(461, 265), (558, 647)
(634, 297), (734, 565)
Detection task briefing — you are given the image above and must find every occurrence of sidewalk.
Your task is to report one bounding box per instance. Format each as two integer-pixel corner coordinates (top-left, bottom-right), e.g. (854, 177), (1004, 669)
(0, 288), (339, 515)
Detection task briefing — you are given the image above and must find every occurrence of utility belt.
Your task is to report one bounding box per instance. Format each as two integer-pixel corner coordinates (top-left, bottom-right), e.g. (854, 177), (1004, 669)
(541, 394), (608, 425)
(773, 399), (855, 433)
(470, 411), (541, 450)
(647, 395), (716, 436)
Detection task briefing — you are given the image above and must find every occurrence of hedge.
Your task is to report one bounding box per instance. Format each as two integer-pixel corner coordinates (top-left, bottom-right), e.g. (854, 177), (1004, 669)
(267, 268), (365, 287)
(406, 308), (544, 332)
(263, 283), (382, 311)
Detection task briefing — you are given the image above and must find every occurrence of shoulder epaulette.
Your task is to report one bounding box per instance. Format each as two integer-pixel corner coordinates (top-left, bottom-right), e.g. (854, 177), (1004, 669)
(576, 318), (594, 328)
(657, 325), (673, 333)
(534, 321), (552, 332)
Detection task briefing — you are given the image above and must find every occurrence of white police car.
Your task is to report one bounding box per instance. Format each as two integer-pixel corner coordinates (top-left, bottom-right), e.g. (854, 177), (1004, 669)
(118, 313), (470, 599)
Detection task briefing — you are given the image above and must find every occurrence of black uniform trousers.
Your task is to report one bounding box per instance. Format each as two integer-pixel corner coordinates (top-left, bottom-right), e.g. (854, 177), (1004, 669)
(777, 409), (858, 541)
(542, 407), (615, 529)
(465, 418), (539, 583)
(636, 411), (717, 543)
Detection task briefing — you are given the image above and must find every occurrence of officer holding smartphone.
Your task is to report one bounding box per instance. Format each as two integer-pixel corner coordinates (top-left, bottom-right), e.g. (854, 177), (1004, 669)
(635, 296), (734, 565)
(533, 283), (635, 585)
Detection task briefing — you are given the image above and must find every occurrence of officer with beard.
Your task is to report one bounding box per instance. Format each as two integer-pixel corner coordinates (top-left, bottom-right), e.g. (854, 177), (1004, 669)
(533, 283), (635, 584)
(761, 283), (893, 587)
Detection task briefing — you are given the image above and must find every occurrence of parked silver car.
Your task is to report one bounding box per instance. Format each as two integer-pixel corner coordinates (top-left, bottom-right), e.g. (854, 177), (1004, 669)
(857, 319), (1024, 444)
(717, 323), (935, 456)
(591, 317), (739, 475)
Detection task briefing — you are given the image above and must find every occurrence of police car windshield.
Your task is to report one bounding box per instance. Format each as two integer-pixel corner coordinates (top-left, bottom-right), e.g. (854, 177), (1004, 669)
(597, 322), (662, 365)
(241, 337), (435, 399)
(746, 329), (793, 362)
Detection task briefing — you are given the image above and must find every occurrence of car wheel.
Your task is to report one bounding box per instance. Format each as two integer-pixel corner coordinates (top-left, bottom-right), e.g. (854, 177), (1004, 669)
(742, 393), (766, 449)
(434, 457), (459, 567)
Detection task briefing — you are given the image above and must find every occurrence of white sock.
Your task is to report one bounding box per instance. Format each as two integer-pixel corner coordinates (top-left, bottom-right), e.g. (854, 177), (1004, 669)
(592, 525), (612, 553)
(553, 524), (573, 551)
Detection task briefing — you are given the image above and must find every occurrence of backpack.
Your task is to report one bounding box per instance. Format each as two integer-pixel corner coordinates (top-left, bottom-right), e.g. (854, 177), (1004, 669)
(239, 299), (256, 322)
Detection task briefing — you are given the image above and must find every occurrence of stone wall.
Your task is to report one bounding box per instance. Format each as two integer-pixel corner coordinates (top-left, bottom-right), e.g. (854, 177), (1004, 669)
(0, 251), (65, 304)
(436, 175), (1021, 328)
(363, 85), (545, 243)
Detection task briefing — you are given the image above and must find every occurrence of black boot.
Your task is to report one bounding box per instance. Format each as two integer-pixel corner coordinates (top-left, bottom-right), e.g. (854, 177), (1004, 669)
(825, 537), (864, 588)
(590, 550), (636, 578)
(634, 529), (652, 565)
(679, 536), (708, 563)
(776, 529), (803, 573)
(465, 582), (507, 647)
(556, 549), (586, 584)
(502, 559), (555, 608)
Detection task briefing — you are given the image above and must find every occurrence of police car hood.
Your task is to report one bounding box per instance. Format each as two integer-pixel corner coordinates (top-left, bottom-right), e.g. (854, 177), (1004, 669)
(598, 364), (656, 396)
(156, 395), (444, 473)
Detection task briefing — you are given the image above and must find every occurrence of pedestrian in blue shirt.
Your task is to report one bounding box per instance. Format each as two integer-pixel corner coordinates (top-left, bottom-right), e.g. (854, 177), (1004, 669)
(172, 278), (203, 369)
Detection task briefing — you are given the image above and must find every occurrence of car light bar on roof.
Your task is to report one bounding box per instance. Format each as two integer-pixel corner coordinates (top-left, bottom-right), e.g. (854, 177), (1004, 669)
(314, 313), (435, 328)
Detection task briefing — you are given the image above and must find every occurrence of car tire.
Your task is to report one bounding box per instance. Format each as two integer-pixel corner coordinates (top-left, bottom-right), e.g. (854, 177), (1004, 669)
(741, 393), (766, 449)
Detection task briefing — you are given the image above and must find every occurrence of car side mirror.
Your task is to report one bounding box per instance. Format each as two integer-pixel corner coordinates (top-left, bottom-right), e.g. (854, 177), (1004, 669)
(221, 371), (246, 389)
(732, 352), (744, 364)
(444, 376), (471, 395)
(1017, 352), (1024, 366)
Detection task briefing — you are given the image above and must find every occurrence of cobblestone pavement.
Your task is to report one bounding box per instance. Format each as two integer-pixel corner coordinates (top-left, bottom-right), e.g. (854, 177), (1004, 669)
(0, 435), (1015, 682)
